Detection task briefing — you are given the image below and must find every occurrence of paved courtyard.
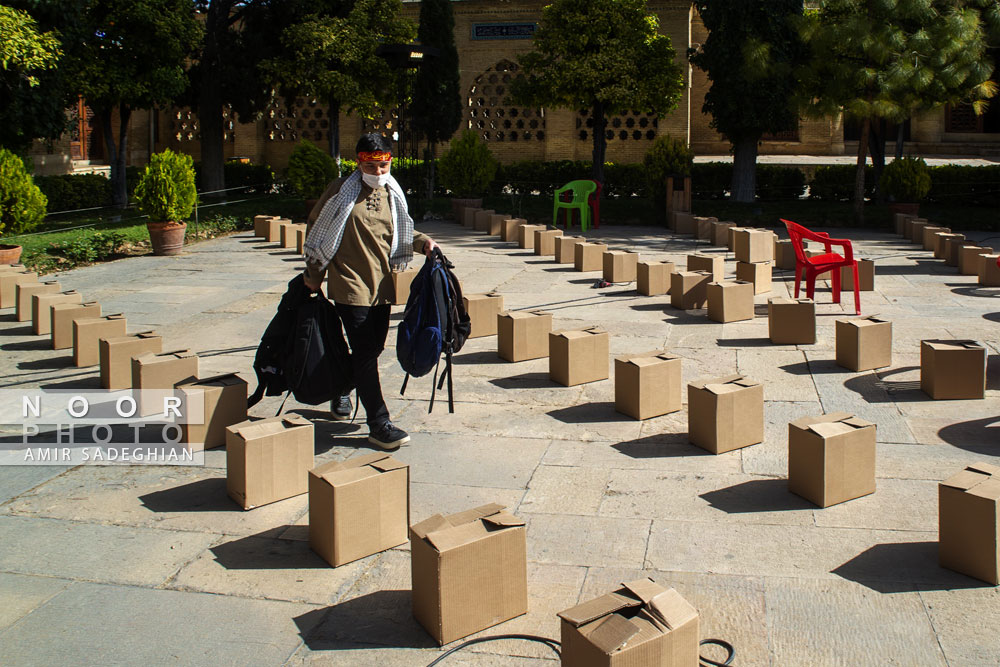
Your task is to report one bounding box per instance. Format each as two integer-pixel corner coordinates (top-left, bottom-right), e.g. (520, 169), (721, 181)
(1, 215), (998, 666)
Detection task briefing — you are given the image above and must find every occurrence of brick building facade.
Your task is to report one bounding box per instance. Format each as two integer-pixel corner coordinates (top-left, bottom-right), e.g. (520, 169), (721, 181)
(29, 0), (999, 176)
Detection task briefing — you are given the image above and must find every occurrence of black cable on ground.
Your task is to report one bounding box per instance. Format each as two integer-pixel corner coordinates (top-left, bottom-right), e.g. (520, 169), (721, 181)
(424, 633), (736, 666)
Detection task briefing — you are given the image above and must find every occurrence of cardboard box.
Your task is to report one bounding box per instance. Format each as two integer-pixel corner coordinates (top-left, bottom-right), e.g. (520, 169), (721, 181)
(226, 414), (314, 510)
(711, 221), (736, 247)
(390, 268), (419, 306)
(894, 212), (918, 236)
(497, 310), (552, 362)
(410, 503), (528, 645)
(177, 373), (248, 450)
(132, 349), (199, 416)
(575, 242), (609, 272)
(835, 316), (892, 371)
(673, 211), (696, 235)
(32, 290), (81, 335)
(296, 227), (307, 255)
(73, 313), (127, 367)
(463, 292), (504, 338)
(900, 216), (926, 239)
(52, 302), (101, 350)
(934, 232), (964, 259)
(534, 228), (564, 256)
(908, 220), (929, 243)
(736, 261), (772, 294)
(99, 331), (163, 389)
(670, 271), (712, 310)
(265, 217), (291, 243)
(281, 223), (306, 249)
(309, 453), (409, 567)
(0, 263), (26, 272)
(549, 327), (610, 386)
(602, 250), (638, 283)
(688, 375), (764, 453)
(615, 351), (682, 420)
(473, 209), (496, 233)
(696, 216), (718, 240)
(920, 340), (987, 399)
(733, 228), (775, 263)
(500, 217), (526, 242)
(707, 281), (755, 323)
(16, 280), (61, 321)
(768, 297), (816, 344)
(0, 270), (37, 309)
(518, 224), (546, 250)
(921, 225), (950, 251)
(939, 462), (1000, 584)
(788, 412), (876, 508)
(946, 239), (975, 267)
(839, 259), (875, 291)
(774, 239), (798, 270)
(462, 207), (481, 228)
(637, 261), (674, 296)
(728, 225), (751, 251)
(558, 578), (699, 667)
(253, 215), (278, 238)
(979, 254), (1000, 287)
(481, 213), (502, 236)
(555, 235), (585, 264)
(686, 253), (723, 281)
(959, 246), (993, 275)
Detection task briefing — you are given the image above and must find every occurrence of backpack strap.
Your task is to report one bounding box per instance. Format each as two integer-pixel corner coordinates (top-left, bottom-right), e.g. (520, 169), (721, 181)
(274, 389), (292, 416)
(428, 355), (442, 413)
(400, 372), (410, 396)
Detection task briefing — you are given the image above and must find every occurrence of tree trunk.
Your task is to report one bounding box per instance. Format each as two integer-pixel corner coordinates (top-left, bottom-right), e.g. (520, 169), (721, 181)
(894, 123), (905, 159)
(425, 142), (436, 200)
(199, 91), (225, 197)
(852, 115), (870, 224)
(100, 106), (130, 209)
(590, 100), (607, 184)
(730, 136), (759, 203)
(869, 118), (885, 204)
(328, 97), (341, 177)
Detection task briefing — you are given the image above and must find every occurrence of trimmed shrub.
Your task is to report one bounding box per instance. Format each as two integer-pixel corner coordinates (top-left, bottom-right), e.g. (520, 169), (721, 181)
(927, 164), (1000, 207)
(809, 164), (875, 201)
(134, 148), (198, 222)
(35, 173), (112, 211)
(691, 162), (732, 200)
(643, 135), (694, 205)
(286, 140), (337, 199)
(0, 148), (47, 237)
(437, 130), (499, 197)
(879, 156), (931, 202)
(756, 165), (807, 201)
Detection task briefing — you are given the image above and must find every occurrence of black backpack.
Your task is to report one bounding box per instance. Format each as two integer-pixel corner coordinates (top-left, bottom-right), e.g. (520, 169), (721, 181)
(396, 248), (471, 413)
(248, 274), (353, 411)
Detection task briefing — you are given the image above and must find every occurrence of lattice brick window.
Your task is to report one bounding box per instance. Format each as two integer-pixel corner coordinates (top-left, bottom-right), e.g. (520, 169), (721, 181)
(266, 99), (330, 142)
(468, 60), (545, 143)
(576, 109), (657, 142)
(361, 107), (399, 137)
(169, 106), (236, 143)
(945, 103), (983, 133)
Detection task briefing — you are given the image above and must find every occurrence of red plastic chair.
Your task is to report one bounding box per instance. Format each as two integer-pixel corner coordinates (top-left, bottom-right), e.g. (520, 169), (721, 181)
(781, 218), (861, 315)
(589, 180), (602, 228)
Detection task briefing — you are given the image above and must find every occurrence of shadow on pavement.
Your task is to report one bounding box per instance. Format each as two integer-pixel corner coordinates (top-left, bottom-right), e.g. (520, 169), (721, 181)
(937, 416), (1000, 456)
(715, 337), (772, 347)
(210, 530), (328, 570)
(453, 350), (501, 365)
(843, 366), (923, 403)
(548, 402), (632, 424)
(490, 372), (555, 390)
(294, 590), (437, 650)
(700, 479), (814, 514)
(612, 435), (704, 459)
(139, 477), (237, 512)
(831, 541), (992, 593)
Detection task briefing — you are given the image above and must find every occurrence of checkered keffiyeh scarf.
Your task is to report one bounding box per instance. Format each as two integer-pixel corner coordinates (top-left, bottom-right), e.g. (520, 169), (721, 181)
(303, 169), (415, 270)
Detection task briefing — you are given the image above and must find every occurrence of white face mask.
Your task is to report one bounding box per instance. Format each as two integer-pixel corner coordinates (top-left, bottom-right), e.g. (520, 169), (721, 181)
(361, 170), (391, 189)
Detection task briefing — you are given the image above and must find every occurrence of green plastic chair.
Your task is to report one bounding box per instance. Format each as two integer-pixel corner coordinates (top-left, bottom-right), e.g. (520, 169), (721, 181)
(553, 180), (598, 232)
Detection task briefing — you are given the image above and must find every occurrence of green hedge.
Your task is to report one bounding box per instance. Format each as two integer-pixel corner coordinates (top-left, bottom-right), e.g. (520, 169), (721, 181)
(809, 165), (876, 201)
(35, 174), (112, 212)
(927, 165), (1000, 207)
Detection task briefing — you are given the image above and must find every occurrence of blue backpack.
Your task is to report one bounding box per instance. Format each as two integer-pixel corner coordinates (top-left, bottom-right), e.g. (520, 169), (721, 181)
(397, 249), (471, 413)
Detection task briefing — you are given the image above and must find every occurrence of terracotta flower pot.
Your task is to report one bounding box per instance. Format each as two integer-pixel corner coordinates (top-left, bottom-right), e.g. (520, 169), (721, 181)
(146, 221), (187, 256)
(0, 244), (23, 265)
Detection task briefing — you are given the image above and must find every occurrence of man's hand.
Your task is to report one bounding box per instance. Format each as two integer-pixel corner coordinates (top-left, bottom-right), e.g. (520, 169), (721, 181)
(303, 273), (323, 293)
(423, 239), (440, 257)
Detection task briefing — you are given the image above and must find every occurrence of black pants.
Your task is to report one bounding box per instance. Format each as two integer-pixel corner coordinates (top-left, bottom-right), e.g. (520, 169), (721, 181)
(335, 302), (391, 426)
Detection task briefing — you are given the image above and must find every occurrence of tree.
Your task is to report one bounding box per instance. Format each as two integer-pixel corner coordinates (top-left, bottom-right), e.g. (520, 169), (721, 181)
(410, 0), (462, 195)
(0, 4), (64, 153)
(799, 0), (997, 221)
(186, 0), (306, 195)
(511, 0), (684, 183)
(689, 0), (805, 203)
(262, 0), (415, 171)
(60, 0), (202, 207)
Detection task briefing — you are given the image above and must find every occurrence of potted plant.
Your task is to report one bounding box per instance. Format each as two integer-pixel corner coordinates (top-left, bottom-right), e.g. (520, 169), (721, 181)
(643, 135), (694, 224)
(437, 130), (499, 220)
(880, 156), (931, 218)
(0, 149), (47, 264)
(286, 140), (338, 218)
(135, 148), (197, 256)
